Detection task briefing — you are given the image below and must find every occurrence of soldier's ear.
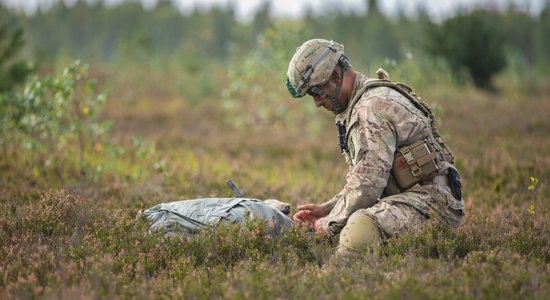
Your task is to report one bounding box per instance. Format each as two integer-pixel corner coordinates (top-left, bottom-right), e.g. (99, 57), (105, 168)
(330, 67), (342, 84)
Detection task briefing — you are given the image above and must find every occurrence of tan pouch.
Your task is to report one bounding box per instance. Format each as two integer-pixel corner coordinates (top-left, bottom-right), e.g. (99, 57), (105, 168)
(392, 140), (439, 189)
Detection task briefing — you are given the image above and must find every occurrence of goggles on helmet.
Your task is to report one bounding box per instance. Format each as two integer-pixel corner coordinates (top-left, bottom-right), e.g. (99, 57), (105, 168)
(286, 41), (336, 98)
(285, 78), (303, 98)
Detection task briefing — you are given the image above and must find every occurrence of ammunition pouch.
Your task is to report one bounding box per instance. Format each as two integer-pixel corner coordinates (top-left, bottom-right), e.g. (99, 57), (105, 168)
(392, 139), (441, 189)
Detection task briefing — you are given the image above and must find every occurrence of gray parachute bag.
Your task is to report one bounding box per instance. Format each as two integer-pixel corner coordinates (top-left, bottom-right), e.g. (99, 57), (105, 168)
(143, 198), (293, 235)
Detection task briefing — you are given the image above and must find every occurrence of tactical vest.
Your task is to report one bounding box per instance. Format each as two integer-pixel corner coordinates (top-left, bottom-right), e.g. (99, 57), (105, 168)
(337, 69), (455, 190)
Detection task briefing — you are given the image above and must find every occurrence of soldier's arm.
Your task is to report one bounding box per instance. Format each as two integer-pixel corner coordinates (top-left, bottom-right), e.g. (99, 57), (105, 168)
(320, 189), (345, 213)
(324, 100), (397, 236)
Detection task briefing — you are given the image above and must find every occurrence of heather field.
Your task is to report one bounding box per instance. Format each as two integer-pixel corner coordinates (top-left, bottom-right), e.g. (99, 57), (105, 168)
(1, 2), (550, 298)
(1, 56), (549, 299)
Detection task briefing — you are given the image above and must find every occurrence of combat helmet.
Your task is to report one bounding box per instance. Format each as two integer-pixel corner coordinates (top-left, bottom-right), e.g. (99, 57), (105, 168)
(286, 39), (348, 98)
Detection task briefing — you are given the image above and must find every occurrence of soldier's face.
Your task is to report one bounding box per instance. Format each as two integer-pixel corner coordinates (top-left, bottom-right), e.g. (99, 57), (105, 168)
(311, 93), (333, 112)
(309, 82), (344, 114)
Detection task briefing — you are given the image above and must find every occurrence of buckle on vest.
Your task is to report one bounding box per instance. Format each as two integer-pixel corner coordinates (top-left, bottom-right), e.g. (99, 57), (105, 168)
(411, 166), (422, 177)
(400, 147), (423, 177)
(400, 147), (415, 165)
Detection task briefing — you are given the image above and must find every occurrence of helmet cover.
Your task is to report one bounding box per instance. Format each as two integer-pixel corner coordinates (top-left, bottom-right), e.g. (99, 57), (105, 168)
(286, 39), (345, 98)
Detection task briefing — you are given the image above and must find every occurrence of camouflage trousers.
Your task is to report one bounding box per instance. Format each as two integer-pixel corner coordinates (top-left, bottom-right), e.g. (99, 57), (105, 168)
(343, 182), (465, 240)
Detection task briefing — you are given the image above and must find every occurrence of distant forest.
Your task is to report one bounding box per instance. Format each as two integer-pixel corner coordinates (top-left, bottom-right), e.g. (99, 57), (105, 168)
(1, 0), (550, 69)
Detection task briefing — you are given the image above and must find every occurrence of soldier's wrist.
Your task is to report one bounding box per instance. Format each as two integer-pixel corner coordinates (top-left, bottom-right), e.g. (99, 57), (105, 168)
(320, 202), (333, 215)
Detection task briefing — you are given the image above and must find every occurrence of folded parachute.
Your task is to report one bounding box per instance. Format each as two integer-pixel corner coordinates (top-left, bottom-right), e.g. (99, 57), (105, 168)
(143, 198), (293, 235)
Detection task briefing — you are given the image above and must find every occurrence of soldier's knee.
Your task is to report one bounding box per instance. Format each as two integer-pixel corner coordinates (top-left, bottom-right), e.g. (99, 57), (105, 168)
(335, 214), (381, 258)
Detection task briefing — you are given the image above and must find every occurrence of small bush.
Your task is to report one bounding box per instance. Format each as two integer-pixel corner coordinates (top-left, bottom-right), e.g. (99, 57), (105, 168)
(0, 61), (109, 178)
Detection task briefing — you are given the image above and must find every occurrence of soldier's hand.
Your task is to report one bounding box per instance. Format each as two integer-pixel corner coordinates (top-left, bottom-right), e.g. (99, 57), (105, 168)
(314, 217), (327, 236)
(293, 204), (327, 229)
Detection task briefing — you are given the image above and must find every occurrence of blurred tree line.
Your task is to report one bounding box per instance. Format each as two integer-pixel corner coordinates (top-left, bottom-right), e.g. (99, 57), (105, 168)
(1, 0), (550, 88)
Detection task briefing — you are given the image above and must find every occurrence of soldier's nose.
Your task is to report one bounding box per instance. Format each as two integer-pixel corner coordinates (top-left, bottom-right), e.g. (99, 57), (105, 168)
(313, 97), (323, 108)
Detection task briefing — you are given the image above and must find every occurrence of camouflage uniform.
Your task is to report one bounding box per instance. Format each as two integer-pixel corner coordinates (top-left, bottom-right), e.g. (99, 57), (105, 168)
(320, 73), (465, 239)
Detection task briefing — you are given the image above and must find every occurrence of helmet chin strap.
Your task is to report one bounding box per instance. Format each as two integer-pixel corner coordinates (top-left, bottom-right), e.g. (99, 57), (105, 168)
(329, 69), (345, 114)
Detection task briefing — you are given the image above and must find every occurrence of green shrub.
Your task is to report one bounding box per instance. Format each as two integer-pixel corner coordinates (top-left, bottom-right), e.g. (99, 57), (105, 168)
(426, 11), (506, 89)
(0, 24), (33, 93)
(0, 60), (109, 179)
(221, 23), (327, 136)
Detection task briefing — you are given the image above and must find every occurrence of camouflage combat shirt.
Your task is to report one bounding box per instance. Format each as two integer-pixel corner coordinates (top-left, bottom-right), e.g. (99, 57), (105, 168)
(320, 73), (446, 236)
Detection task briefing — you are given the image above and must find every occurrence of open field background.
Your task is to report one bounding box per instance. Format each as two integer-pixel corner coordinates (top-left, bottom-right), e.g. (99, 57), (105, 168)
(1, 0), (549, 298)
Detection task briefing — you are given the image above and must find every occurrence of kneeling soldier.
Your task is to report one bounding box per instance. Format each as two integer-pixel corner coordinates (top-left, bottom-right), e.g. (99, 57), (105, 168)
(287, 39), (464, 258)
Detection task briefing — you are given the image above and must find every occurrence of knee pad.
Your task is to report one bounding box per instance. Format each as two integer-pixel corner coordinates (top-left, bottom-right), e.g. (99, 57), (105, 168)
(336, 214), (381, 258)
